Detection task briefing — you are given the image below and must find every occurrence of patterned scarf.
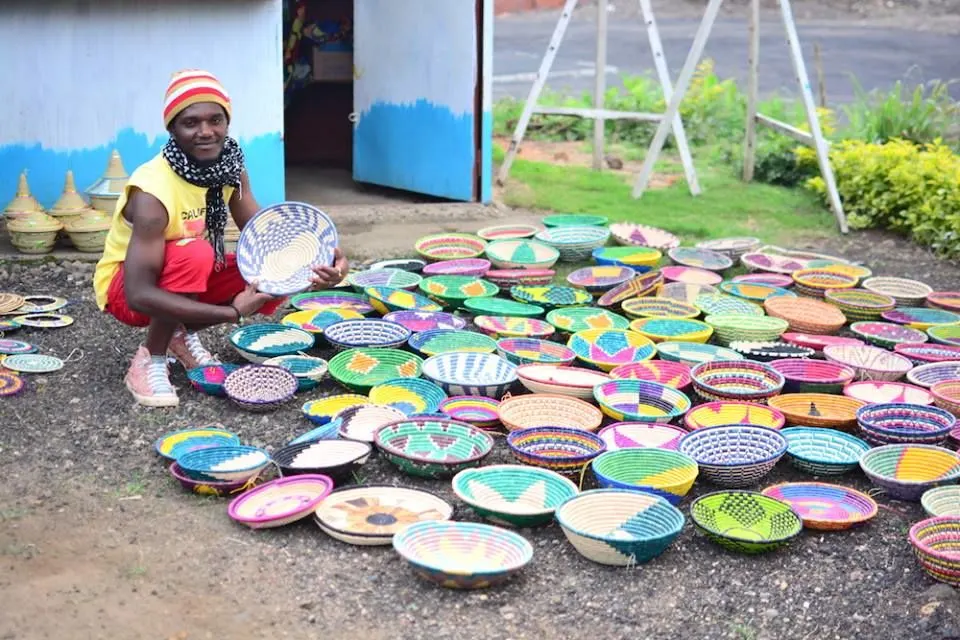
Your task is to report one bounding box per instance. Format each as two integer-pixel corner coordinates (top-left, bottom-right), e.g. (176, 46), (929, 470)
(162, 136), (245, 269)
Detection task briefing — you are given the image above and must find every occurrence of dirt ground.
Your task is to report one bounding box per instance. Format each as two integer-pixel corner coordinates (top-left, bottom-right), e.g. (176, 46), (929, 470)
(2, 221), (960, 640)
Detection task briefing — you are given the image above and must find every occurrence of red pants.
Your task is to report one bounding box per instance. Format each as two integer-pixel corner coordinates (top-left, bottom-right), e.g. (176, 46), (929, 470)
(105, 237), (285, 328)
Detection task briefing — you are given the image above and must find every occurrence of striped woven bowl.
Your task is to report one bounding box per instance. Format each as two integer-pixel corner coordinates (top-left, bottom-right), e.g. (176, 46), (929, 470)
(439, 396), (501, 429)
(921, 486), (960, 517)
(678, 425), (787, 488)
(177, 445), (271, 483)
(323, 318), (411, 352)
(683, 401), (785, 431)
(421, 352), (517, 398)
(592, 246), (662, 268)
(907, 361), (960, 389)
(781, 427), (870, 476)
(792, 268), (858, 298)
(414, 233), (486, 261)
(767, 393), (866, 430)
(421, 258), (492, 277)
(506, 426), (607, 474)
(704, 314), (789, 346)
(609, 360), (692, 390)
(593, 379), (691, 423)
(452, 464), (578, 527)
(761, 482), (877, 531)
(262, 355), (328, 392)
(863, 276), (933, 307)
(496, 337), (577, 366)
(476, 224), (541, 241)
(932, 380), (960, 417)
(910, 516), (960, 586)
(408, 329), (498, 357)
(860, 444), (960, 501)
(857, 403), (956, 447)
(895, 343), (960, 365)
(690, 360), (785, 404)
(629, 318), (713, 344)
(591, 448), (698, 505)
(498, 393), (603, 432)
(620, 297), (700, 320)
(768, 358), (856, 394)
(825, 288), (896, 322)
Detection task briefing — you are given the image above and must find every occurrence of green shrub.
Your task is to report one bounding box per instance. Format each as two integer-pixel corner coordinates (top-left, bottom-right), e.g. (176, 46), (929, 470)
(842, 78), (959, 147)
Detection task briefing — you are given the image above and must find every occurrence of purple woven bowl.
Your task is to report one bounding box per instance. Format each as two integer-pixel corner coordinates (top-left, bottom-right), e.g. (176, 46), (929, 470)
(422, 259), (492, 277)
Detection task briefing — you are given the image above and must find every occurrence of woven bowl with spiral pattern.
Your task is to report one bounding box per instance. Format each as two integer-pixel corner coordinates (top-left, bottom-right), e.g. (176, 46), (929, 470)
(229, 323), (315, 363)
(593, 379), (691, 423)
(223, 364), (299, 412)
(860, 444), (960, 501)
(322, 319), (411, 352)
(780, 427), (870, 476)
(534, 226), (612, 262)
(767, 393), (867, 430)
(678, 425), (788, 488)
(414, 233), (487, 261)
(498, 393), (603, 432)
(620, 297), (700, 320)
(857, 403), (956, 447)
(506, 426), (607, 474)
(690, 360), (785, 404)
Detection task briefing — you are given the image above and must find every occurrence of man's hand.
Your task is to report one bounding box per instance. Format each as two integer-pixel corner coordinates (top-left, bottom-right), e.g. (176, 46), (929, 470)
(310, 248), (349, 290)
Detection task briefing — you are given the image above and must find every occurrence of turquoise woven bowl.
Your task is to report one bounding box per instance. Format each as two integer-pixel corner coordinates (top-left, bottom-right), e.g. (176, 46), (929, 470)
(781, 427), (871, 475)
(176, 445), (271, 483)
(369, 377), (448, 416)
(375, 418), (495, 478)
(452, 464), (579, 527)
(229, 323), (315, 363)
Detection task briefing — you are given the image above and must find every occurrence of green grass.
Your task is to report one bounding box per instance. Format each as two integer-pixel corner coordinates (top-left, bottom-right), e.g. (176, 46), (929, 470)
(494, 143), (837, 245)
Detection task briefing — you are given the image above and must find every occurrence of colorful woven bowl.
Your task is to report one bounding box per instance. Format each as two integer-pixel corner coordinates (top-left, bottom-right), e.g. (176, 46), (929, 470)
(498, 392), (603, 432)
(610, 223), (680, 250)
(823, 344), (913, 382)
(281, 308), (365, 335)
(534, 226), (612, 262)
(909, 516), (960, 586)
(421, 258), (492, 278)
(824, 288), (896, 322)
(374, 418), (494, 478)
(908, 361), (960, 388)
(555, 489), (685, 566)
(154, 425), (240, 462)
(506, 426), (607, 474)
(928, 292), (960, 313)
(593, 379), (691, 423)
(421, 352), (518, 398)
(922, 486), (960, 517)
(408, 329), (498, 357)
(895, 343), (960, 365)
(262, 355), (328, 392)
(791, 268), (858, 297)
(860, 444), (960, 501)
(415, 233), (486, 261)
(683, 401), (785, 431)
(476, 223), (541, 241)
(768, 358), (856, 394)
(229, 323), (315, 363)
(592, 246), (662, 268)
(453, 464), (578, 527)
(620, 297), (700, 321)
(322, 318), (411, 351)
(732, 272), (794, 288)
(347, 267), (422, 292)
(474, 316), (555, 340)
(660, 282), (720, 304)
(767, 393), (867, 430)
(932, 381), (960, 417)
(728, 341), (814, 362)
(439, 396), (501, 429)
(863, 276), (933, 307)
(542, 214), (608, 227)
(382, 310), (467, 333)
(929, 324), (960, 347)
(597, 422), (687, 451)
(608, 361), (687, 390)
(857, 403), (956, 447)
(187, 363), (242, 396)
(494, 338), (575, 367)
(546, 307), (630, 333)
(419, 275), (499, 308)
(337, 404), (408, 443)
(596, 272), (664, 308)
(301, 393), (370, 425)
(364, 286), (443, 315)
(660, 266), (723, 287)
(168, 460), (257, 497)
(227, 475), (335, 530)
(760, 482), (876, 531)
(484, 239), (560, 269)
(812, 262), (872, 282)
(678, 425), (787, 488)
(591, 449), (698, 505)
(515, 364), (610, 399)
(223, 365), (298, 412)
(690, 360), (785, 404)
(314, 485), (454, 546)
(177, 445), (271, 484)
(328, 347), (423, 393)
(566, 328), (655, 371)
(369, 377), (448, 416)
(781, 427), (870, 475)
(719, 281), (796, 303)
(694, 293), (764, 317)
(273, 439), (372, 483)
(288, 418), (344, 446)
(367, 258), (427, 273)
(696, 236), (761, 260)
(740, 252), (811, 275)
(690, 490), (802, 554)
(668, 247), (733, 272)
(656, 341), (744, 367)
(290, 290), (374, 315)
(566, 265), (635, 295)
(392, 520), (533, 590)
(781, 332), (864, 353)
(463, 297), (545, 318)
(850, 321), (928, 349)
(764, 296), (846, 335)
(510, 285), (591, 309)
(843, 381), (935, 406)
(704, 314), (789, 346)
(484, 268), (556, 288)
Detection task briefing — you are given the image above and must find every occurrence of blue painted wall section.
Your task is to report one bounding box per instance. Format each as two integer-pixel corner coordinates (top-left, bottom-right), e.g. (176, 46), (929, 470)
(481, 109), (493, 203)
(0, 130), (285, 212)
(354, 99), (475, 202)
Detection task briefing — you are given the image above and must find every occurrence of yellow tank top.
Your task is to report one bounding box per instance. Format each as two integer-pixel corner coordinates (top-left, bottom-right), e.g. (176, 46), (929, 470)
(93, 154), (236, 310)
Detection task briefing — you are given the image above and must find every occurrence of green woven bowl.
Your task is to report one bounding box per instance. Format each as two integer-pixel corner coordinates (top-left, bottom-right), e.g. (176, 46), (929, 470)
(328, 348), (424, 393)
(690, 491), (803, 554)
(418, 275), (499, 308)
(511, 285), (592, 309)
(485, 239), (560, 269)
(546, 307), (631, 333)
(453, 464), (579, 527)
(694, 293), (764, 317)
(374, 418), (494, 478)
(408, 329), (498, 357)
(542, 214), (608, 227)
(464, 297), (546, 318)
(704, 314), (790, 346)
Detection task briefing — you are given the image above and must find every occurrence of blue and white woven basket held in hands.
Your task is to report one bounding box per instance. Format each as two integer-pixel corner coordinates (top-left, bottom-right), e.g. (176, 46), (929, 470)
(236, 201), (339, 296)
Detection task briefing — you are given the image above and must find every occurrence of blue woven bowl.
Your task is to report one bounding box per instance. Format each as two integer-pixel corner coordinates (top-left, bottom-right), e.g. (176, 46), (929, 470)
(186, 363), (241, 396)
(323, 318), (411, 352)
(176, 445), (271, 483)
(421, 352), (518, 398)
(236, 201), (338, 296)
(678, 425), (787, 488)
(856, 402), (956, 447)
(593, 379), (691, 423)
(781, 427), (870, 475)
(153, 426), (241, 462)
(288, 417), (344, 446)
(262, 355), (328, 392)
(369, 377), (449, 416)
(229, 323), (315, 363)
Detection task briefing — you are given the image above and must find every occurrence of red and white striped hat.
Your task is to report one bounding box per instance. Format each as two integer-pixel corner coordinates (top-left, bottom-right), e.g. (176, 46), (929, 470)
(163, 69), (232, 128)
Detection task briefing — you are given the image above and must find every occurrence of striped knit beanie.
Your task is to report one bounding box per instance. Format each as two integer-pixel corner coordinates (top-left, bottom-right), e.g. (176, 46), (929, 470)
(163, 70), (232, 129)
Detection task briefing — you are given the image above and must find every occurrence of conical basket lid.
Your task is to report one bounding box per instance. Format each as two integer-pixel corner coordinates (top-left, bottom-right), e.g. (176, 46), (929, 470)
(4, 173), (44, 214)
(86, 150), (130, 197)
(50, 171), (91, 214)
(7, 211), (63, 232)
(66, 215), (111, 232)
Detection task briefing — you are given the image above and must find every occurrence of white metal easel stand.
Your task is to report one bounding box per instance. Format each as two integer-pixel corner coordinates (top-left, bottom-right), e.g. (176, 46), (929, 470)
(496, 0), (701, 196)
(630, 0), (848, 232)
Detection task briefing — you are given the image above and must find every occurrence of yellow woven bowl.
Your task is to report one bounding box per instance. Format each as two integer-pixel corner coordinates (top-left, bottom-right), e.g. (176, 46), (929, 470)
(767, 393), (867, 431)
(629, 318), (713, 344)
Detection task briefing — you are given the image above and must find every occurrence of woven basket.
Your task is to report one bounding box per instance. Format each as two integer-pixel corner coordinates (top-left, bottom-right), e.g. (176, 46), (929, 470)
(860, 444), (960, 501)
(610, 223), (679, 250)
(929, 324), (960, 347)
(781, 427), (870, 475)
(381, 310), (467, 333)
(823, 344), (914, 382)
(850, 321), (928, 349)
(187, 363), (242, 396)
(566, 328), (656, 371)
(694, 293), (764, 317)
(498, 393), (603, 432)
(168, 461), (254, 497)
(690, 491), (802, 554)
(154, 426), (239, 462)
(696, 236), (761, 260)
(229, 323), (315, 363)
(629, 318), (713, 344)
(463, 297), (545, 318)
(592, 246), (662, 268)
(515, 364), (610, 399)
(884, 307), (960, 332)
(534, 226), (611, 262)
(419, 275), (499, 308)
(857, 403), (956, 447)
(177, 445), (271, 483)
(593, 379), (691, 423)
(719, 281), (796, 303)
(791, 268), (858, 298)
(655, 341), (744, 367)
(542, 214), (608, 227)
(421, 258), (492, 277)
(731, 272), (794, 288)
(824, 288), (896, 322)
(511, 285), (592, 309)
(668, 246), (733, 272)
(863, 276), (933, 307)
(506, 426), (606, 474)
(660, 282), (719, 305)
(439, 396), (502, 429)
(684, 401), (785, 431)
(347, 267), (422, 292)
(678, 425), (787, 488)
(596, 272), (664, 308)
(895, 343), (960, 365)
(546, 307), (630, 333)
(290, 290), (374, 315)
(704, 314), (789, 346)
(273, 439), (372, 483)
(301, 394), (371, 425)
(728, 341), (814, 362)
(660, 266), (723, 287)
(452, 464), (578, 527)
(322, 319), (411, 352)
(781, 332), (864, 353)
(843, 381), (934, 406)
(767, 393), (866, 430)
(364, 286), (443, 315)
(328, 348), (423, 393)
(474, 315), (555, 340)
(496, 337), (577, 366)
(921, 486), (960, 517)
(228, 475), (335, 529)
(484, 239), (560, 269)
(223, 365), (298, 412)
(761, 482), (877, 531)
(690, 360), (785, 404)
(763, 296), (845, 335)
(768, 358), (855, 394)
(375, 418), (494, 478)
(928, 292), (960, 313)
(910, 516), (960, 586)
(484, 268), (555, 288)
(932, 381), (960, 417)
(414, 233), (486, 261)
(555, 489), (685, 566)
(262, 355), (328, 392)
(369, 377), (448, 416)
(409, 329), (498, 357)
(740, 252), (810, 275)
(337, 404), (407, 443)
(591, 449), (698, 505)
(609, 360), (692, 389)
(282, 308), (365, 334)
(476, 223), (541, 241)
(566, 265), (635, 295)
(597, 422), (687, 451)
(621, 297), (700, 320)
(908, 361), (960, 389)
(421, 352), (517, 398)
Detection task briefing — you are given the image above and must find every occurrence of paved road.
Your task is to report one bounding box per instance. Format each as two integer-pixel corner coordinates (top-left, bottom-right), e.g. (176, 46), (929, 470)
(493, 10), (960, 104)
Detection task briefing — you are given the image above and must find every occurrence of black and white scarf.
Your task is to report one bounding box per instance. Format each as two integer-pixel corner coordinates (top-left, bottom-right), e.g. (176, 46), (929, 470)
(162, 136), (245, 270)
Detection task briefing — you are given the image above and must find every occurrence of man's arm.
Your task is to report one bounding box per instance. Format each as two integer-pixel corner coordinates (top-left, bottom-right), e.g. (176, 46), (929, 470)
(229, 171), (260, 230)
(123, 190), (239, 325)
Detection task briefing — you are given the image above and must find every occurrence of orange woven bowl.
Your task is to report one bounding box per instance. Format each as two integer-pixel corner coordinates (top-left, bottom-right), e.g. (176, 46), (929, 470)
(768, 393), (867, 431)
(497, 393), (604, 433)
(764, 296), (846, 335)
